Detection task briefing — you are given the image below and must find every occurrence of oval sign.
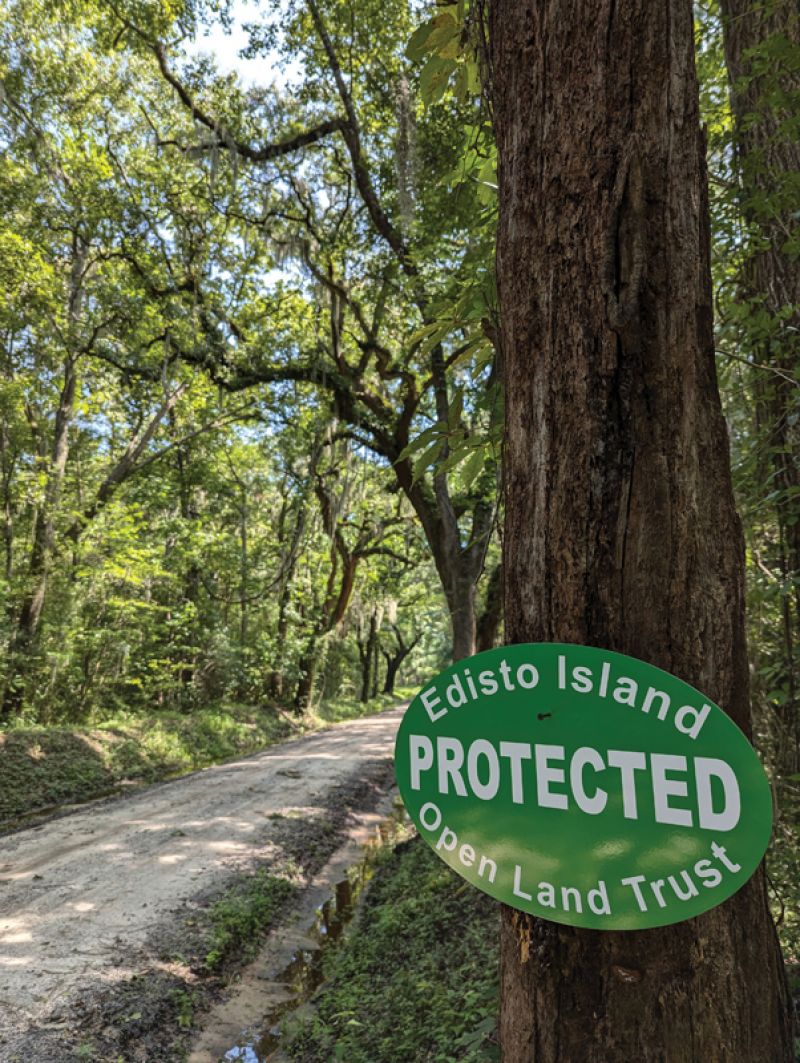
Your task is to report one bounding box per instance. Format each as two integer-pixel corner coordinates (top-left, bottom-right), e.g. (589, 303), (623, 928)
(395, 643), (772, 930)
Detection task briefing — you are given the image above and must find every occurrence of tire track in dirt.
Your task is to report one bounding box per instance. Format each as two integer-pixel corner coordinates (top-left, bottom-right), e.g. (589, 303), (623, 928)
(0, 707), (404, 1057)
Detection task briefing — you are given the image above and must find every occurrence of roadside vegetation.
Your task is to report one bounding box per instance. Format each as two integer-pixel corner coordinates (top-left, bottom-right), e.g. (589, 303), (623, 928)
(283, 837), (500, 1063)
(0, 689), (412, 829)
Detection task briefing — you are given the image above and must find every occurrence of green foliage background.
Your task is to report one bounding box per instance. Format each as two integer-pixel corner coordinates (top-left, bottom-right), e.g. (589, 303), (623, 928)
(0, 0), (798, 987)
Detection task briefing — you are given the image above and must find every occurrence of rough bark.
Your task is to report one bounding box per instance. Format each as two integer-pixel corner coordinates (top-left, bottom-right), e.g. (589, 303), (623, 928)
(491, 0), (794, 1058)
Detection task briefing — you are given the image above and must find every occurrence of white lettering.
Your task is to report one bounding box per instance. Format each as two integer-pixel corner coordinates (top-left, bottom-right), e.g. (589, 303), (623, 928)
(588, 880), (611, 915)
(651, 753), (693, 827)
(642, 687), (670, 719)
(674, 701), (711, 739)
(516, 663), (539, 689)
(535, 744), (568, 810)
(409, 734), (433, 790)
(513, 865), (532, 901)
(695, 757), (740, 831)
(499, 741), (532, 804)
(467, 739), (500, 800)
(459, 843), (475, 867)
(419, 802), (442, 831)
(436, 826), (458, 852)
(621, 874), (648, 911)
(478, 669), (498, 696)
(421, 686), (446, 722)
(711, 841), (741, 873)
(436, 737), (467, 796)
(607, 749), (646, 819)
(570, 747), (608, 815)
(446, 675), (467, 708)
(478, 855), (497, 882)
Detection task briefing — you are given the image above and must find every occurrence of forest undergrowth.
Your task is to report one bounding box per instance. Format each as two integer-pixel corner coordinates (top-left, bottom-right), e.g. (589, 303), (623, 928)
(0, 690), (411, 829)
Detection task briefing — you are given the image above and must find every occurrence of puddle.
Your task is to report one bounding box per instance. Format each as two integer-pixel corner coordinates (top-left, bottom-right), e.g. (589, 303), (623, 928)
(220, 799), (411, 1062)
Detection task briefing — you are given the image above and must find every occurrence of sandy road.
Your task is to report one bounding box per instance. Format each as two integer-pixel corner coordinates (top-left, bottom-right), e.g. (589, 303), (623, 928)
(0, 707), (404, 1051)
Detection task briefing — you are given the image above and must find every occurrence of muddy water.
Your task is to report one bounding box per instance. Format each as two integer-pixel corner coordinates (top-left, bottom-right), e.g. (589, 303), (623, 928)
(222, 801), (411, 1062)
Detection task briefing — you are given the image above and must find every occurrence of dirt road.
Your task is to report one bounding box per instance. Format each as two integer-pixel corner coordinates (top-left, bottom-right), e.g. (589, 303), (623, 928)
(0, 707), (404, 1060)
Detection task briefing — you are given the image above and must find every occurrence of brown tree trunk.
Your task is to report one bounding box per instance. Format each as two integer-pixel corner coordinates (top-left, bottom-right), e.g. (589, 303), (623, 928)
(719, 0), (800, 773)
(268, 448), (321, 701)
(382, 651), (401, 695)
(370, 628), (380, 699)
(491, 0), (794, 1058)
(393, 446), (491, 663)
(294, 636), (318, 712)
(381, 625), (420, 694)
(0, 416), (15, 587)
(476, 563), (503, 652)
(358, 610), (379, 703)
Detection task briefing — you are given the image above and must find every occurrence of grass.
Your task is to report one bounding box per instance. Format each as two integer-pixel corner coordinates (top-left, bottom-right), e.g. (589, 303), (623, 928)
(0, 687), (412, 829)
(204, 867), (298, 970)
(316, 686), (414, 724)
(282, 836), (500, 1063)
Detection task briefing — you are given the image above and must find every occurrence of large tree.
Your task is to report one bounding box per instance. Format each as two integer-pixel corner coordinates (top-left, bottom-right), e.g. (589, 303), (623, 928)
(97, 0), (500, 663)
(491, 0), (794, 1058)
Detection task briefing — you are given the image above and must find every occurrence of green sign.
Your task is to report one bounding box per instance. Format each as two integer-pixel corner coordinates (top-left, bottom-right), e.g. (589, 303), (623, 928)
(395, 643), (772, 930)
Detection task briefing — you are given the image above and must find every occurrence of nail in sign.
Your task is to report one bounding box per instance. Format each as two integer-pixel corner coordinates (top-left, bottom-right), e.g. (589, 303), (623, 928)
(394, 644), (772, 930)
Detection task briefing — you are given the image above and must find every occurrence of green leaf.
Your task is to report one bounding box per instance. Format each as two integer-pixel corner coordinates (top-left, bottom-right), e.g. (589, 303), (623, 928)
(406, 19), (438, 61)
(396, 424), (440, 461)
(461, 447), (485, 490)
(452, 335), (491, 368)
(447, 387), (464, 430)
(419, 57), (458, 106)
(412, 438), (445, 482)
(407, 13), (460, 62)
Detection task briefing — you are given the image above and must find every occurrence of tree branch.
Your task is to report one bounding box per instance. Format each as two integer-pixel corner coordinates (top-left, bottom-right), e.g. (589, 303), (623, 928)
(152, 43), (346, 162)
(64, 382), (190, 542)
(306, 0), (416, 277)
(108, 3), (346, 163)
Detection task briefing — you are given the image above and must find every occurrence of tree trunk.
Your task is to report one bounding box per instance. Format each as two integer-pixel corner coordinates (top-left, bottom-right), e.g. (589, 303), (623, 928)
(446, 573), (477, 661)
(476, 562), (503, 652)
(719, 0), (800, 773)
(491, 0), (794, 1058)
(293, 532), (360, 711)
(267, 465), (316, 700)
(294, 636), (318, 712)
(0, 416), (15, 587)
(394, 456), (489, 662)
(382, 626), (419, 694)
(238, 483), (248, 650)
(370, 629), (380, 699)
(358, 610), (379, 703)
(382, 653), (400, 695)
